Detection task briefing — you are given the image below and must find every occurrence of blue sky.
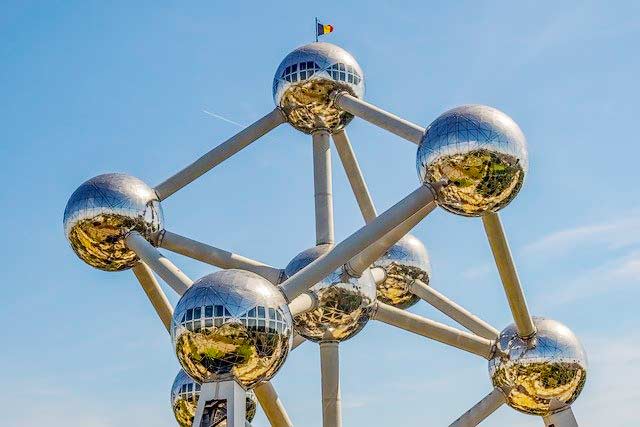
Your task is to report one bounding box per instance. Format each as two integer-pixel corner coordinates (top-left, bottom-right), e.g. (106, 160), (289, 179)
(1, 1), (639, 426)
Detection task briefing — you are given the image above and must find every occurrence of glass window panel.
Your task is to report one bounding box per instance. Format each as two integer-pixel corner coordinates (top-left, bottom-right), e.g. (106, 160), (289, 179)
(300, 71), (306, 79)
(248, 318), (257, 327)
(300, 62), (306, 70)
(348, 74), (353, 83)
(285, 66), (291, 74)
(340, 72), (346, 80)
(224, 307), (231, 317)
(291, 64), (297, 72)
(205, 318), (213, 327)
(214, 318), (223, 327)
(308, 69), (314, 77)
(258, 306), (265, 318)
(268, 307), (275, 319)
(292, 74), (298, 82)
(339, 63), (345, 70)
(205, 305), (213, 317)
(248, 308), (256, 317)
(258, 319), (266, 331)
(215, 305), (223, 316)
(186, 309), (193, 321)
(194, 307), (201, 319)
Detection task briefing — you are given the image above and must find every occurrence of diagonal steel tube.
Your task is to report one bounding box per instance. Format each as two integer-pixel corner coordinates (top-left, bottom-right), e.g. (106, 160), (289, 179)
(409, 279), (499, 340)
(254, 382), (294, 427)
(331, 129), (377, 223)
(449, 388), (506, 427)
(132, 261), (174, 331)
(333, 92), (425, 144)
(158, 230), (284, 284)
(482, 212), (536, 338)
(154, 108), (286, 200)
(125, 232), (192, 295)
(372, 302), (495, 359)
(543, 405), (578, 427)
(346, 201), (437, 276)
(313, 130), (335, 245)
(279, 184), (439, 302)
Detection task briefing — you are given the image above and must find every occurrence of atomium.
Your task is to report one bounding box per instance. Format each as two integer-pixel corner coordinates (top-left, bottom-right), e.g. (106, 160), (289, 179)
(171, 369), (257, 427)
(417, 105), (528, 216)
(172, 269), (293, 388)
(63, 173), (163, 271)
(372, 233), (431, 309)
(489, 317), (587, 416)
(273, 42), (365, 134)
(64, 39), (588, 427)
(285, 245), (377, 342)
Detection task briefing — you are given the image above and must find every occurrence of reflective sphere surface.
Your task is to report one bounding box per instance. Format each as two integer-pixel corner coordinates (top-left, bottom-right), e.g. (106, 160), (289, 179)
(172, 270), (293, 388)
(273, 42), (365, 134)
(372, 234), (431, 309)
(63, 173), (163, 271)
(285, 245), (376, 342)
(171, 369), (256, 427)
(417, 105), (528, 216)
(489, 317), (587, 416)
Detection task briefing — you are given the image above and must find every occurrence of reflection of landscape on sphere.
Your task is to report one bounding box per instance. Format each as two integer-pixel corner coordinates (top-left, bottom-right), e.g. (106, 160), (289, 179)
(171, 369), (256, 427)
(417, 105), (528, 216)
(172, 270), (292, 388)
(273, 42), (365, 134)
(63, 173), (163, 271)
(373, 234), (431, 309)
(285, 245), (376, 342)
(489, 318), (587, 416)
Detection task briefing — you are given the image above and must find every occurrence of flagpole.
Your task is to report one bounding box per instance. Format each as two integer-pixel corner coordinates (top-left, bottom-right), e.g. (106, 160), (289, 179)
(315, 17), (318, 42)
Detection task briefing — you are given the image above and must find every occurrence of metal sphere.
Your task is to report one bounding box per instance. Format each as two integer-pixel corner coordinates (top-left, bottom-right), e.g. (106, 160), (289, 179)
(172, 269), (293, 388)
(372, 234), (431, 309)
(170, 369), (256, 427)
(63, 173), (164, 271)
(273, 42), (365, 134)
(489, 317), (587, 416)
(284, 245), (376, 342)
(417, 105), (528, 217)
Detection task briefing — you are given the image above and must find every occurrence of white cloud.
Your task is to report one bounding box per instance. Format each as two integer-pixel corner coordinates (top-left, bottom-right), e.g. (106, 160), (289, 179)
(522, 214), (640, 258)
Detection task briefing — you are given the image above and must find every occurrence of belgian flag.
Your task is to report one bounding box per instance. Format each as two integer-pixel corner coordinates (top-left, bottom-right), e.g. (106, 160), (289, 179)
(316, 22), (334, 37)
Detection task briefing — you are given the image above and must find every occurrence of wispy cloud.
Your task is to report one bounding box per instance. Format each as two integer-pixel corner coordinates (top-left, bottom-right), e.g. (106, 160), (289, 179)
(203, 109), (245, 127)
(522, 214), (640, 257)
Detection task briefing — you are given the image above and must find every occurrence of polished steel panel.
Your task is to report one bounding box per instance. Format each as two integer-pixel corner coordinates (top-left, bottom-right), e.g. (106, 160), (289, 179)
(417, 105), (528, 216)
(171, 369), (256, 427)
(372, 233), (431, 309)
(63, 173), (164, 271)
(273, 42), (365, 134)
(172, 269), (293, 388)
(489, 317), (587, 416)
(284, 245), (376, 342)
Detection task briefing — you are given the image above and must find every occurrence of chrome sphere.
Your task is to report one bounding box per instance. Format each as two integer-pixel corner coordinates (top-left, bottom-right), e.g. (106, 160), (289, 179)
(63, 173), (164, 271)
(170, 369), (256, 427)
(372, 234), (431, 309)
(273, 42), (365, 134)
(489, 317), (587, 416)
(417, 105), (528, 216)
(284, 245), (376, 342)
(172, 269), (293, 388)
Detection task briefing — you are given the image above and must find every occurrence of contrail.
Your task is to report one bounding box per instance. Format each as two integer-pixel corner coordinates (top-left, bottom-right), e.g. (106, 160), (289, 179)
(203, 110), (245, 127)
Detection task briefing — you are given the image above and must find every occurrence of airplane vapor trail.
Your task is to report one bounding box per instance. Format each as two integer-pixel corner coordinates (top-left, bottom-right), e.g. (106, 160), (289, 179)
(202, 109), (245, 127)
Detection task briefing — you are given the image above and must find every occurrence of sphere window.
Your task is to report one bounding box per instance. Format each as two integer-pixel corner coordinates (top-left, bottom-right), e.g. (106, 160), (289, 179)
(329, 63), (361, 85)
(281, 61), (321, 83)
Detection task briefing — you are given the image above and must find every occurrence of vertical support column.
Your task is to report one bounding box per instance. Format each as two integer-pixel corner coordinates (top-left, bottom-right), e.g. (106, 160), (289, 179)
(313, 130), (335, 245)
(320, 341), (342, 427)
(193, 381), (246, 427)
(482, 212), (536, 339)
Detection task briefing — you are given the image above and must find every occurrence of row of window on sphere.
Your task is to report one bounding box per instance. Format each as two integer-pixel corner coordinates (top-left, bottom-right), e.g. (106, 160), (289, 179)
(176, 304), (289, 334)
(281, 61), (362, 85)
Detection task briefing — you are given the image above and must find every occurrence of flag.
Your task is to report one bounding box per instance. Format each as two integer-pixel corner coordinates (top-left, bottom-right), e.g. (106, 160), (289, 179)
(316, 22), (334, 37)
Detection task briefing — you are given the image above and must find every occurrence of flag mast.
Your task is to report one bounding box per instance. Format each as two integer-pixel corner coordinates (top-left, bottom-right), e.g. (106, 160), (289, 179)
(315, 17), (319, 42)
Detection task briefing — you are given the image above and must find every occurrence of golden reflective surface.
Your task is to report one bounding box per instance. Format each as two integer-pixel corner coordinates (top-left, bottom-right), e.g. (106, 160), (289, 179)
(417, 105), (528, 217)
(63, 173), (163, 271)
(171, 369), (256, 427)
(172, 270), (292, 389)
(373, 234), (431, 309)
(489, 318), (587, 416)
(285, 245), (376, 342)
(273, 42), (365, 134)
